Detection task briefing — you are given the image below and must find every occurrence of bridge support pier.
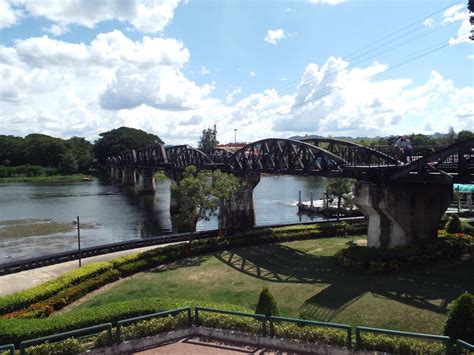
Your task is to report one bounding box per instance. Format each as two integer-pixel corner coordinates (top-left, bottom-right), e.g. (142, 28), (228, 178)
(219, 173), (260, 232)
(354, 181), (452, 248)
(121, 167), (136, 186)
(114, 167), (123, 182)
(137, 168), (156, 194)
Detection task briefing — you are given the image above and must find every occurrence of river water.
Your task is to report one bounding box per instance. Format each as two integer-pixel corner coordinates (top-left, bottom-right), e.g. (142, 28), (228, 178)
(0, 175), (328, 262)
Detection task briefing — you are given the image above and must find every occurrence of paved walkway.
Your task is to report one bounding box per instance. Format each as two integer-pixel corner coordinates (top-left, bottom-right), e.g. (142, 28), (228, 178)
(0, 245), (165, 296)
(134, 337), (284, 354)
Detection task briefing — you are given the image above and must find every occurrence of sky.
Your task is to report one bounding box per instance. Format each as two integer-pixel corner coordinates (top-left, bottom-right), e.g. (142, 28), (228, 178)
(0, 0), (473, 145)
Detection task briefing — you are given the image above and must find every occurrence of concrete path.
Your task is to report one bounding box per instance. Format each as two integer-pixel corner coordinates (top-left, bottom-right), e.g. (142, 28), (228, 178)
(0, 245), (164, 296)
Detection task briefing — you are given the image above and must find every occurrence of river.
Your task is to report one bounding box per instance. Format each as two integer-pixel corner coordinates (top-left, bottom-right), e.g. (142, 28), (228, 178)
(0, 175), (328, 262)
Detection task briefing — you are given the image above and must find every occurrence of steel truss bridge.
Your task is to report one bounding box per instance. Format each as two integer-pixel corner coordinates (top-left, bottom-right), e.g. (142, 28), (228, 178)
(105, 137), (474, 184)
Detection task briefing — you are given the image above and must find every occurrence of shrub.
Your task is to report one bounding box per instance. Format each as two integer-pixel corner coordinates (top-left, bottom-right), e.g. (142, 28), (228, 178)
(0, 297), (249, 346)
(255, 287), (279, 317)
(359, 333), (446, 354)
(0, 262), (113, 315)
(334, 237), (468, 273)
(26, 337), (85, 355)
(121, 313), (188, 341)
(444, 292), (474, 343)
(198, 312), (262, 334)
(446, 214), (462, 233)
(273, 323), (347, 347)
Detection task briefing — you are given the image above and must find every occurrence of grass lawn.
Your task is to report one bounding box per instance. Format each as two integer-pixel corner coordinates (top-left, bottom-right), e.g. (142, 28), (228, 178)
(69, 236), (474, 334)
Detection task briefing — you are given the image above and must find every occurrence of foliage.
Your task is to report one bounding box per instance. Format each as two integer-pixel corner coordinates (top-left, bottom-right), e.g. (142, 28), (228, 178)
(0, 164), (45, 178)
(26, 338), (85, 355)
(455, 130), (473, 143)
(0, 134), (93, 173)
(273, 323), (347, 347)
(446, 214), (463, 233)
(444, 292), (474, 343)
(255, 287), (279, 317)
(171, 166), (241, 232)
(0, 298), (249, 346)
(334, 237), (468, 273)
(359, 333), (445, 354)
(0, 262), (112, 315)
(198, 127), (219, 154)
(93, 126), (163, 164)
(120, 313), (188, 341)
(326, 178), (354, 218)
(198, 312), (262, 334)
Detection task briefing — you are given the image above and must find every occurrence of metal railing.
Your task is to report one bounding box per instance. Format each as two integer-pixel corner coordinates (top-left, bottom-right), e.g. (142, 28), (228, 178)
(0, 344), (15, 355)
(116, 307), (192, 343)
(194, 306), (267, 336)
(269, 315), (352, 349)
(19, 323), (113, 355)
(355, 326), (451, 355)
(456, 339), (474, 354)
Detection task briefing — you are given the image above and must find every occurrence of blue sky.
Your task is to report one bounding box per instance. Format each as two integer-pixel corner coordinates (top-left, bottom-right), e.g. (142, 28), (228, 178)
(0, 0), (472, 144)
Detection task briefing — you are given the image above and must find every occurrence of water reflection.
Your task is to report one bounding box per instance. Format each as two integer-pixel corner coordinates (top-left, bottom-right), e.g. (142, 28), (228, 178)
(0, 175), (328, 262)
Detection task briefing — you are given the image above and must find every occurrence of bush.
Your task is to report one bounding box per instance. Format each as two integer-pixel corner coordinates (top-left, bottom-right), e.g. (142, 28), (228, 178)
(444, 292), (474, 343)
(334, 237), (468, 273)
(0, 262), (113, 315)
(359, 333), (446, 354)
(446, 214), (463, 233)
(26, 337), (85, 355)
(0, 298), (249, 346)
(198, 312), (262, 334)
(255, 287), (279, 317)
(273, 322), (347, 347)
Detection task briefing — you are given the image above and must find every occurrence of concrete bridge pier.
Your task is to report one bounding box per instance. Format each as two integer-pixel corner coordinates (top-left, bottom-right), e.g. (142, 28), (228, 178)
(354, 181), (453, 248)
(137, 168), (156, 194)
(165, 171), (182, 215)
(113, 167), (123, 182)
(219, 173), (261, 232)
(121, 167), (136, 186)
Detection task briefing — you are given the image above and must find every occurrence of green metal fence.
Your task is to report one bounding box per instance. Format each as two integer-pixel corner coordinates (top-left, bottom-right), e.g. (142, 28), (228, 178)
(194, 306), (267, 336)
(269, 315), (352, 349)
(116, 307), (192, 342)
(456, 339), (474, 354)
(355, 326), (451, 355)
(19, 323), (112, 355)
(0, 344), (15, 355)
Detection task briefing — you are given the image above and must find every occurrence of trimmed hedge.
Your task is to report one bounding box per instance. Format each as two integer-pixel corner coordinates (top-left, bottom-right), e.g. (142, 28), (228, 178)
(198, 312), (262, 334)
(26, 337), (85, 355)
(0, 262), (113, 315)
(444, 292), (474, 343)
(334, 236), (468, 273)
(0, 297), (249, 346)
(273, 323), (347, 347)
(359, 333), (446, 354)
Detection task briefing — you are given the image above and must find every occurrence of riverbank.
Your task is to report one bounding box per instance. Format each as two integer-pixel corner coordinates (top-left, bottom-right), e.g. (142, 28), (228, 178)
(0, 174), (89, 183)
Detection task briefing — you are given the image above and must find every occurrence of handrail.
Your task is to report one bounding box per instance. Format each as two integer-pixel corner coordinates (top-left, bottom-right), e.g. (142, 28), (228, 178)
(269, 315), (352, 349)
(116, 307), (192, 342)
(194, 306), (267, 336)
(19, 323), (112, 355)
(456, 339), (474, 354)
(355, 326), (451, 354)
(0, 344), (15, 355)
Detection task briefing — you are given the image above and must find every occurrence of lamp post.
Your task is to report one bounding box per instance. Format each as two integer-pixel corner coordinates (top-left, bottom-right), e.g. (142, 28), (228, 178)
(72, 216), (82, 267)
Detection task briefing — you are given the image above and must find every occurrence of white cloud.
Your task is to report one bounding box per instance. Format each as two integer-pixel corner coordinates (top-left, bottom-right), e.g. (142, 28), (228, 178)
(225, 86), (241, 103)
(468, 55), (474, 60)
(0, 0), (23, 28)
(42, 24), (69, 36)
(284, 8), (294, 13)
(200, 66), (210, 75)
(3, 0), (180, 33)
(264, 29), (285, 45)
(423, 18), (434, 28)
(309, 0), (345, 4)
(449, 18), (471, 45)
(250, 71), (256, 77)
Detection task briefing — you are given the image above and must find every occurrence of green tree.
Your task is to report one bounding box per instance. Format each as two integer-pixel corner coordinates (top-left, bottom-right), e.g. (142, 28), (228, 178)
(198, 127), (218, 154)
(444, 291), (474, 343)
(93, 127), (164, 164)
(255, 287), (279, 317)
(326, 178), (354, 220)
(455, 130), (473, 143)
(171, 166), (241, 232)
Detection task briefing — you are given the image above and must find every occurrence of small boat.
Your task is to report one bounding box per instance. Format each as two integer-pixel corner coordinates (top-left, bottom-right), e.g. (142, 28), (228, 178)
(82, 176), (93, 181)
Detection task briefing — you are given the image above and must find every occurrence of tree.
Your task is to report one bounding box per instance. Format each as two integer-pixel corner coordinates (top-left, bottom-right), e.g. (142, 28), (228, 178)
(255, 287), (279, 317)
(171, 166), (241, 232)
(446, 214), (462, 233)
(93, 127), (164, 164)
(326, 178), (354, 220)
(444, 291), (474, 343)
(455, 130), (473, 143)
(198, 127), (218, 154)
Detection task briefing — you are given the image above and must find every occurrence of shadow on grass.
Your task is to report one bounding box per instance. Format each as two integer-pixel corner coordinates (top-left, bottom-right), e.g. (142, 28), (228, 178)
(151, 255), (210, 273)
(215, 243), (474, 322)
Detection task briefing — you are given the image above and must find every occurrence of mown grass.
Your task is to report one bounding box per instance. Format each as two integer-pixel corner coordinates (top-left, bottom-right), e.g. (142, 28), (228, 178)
(68, 236), (474, 334)
(0, 174), (87, 183)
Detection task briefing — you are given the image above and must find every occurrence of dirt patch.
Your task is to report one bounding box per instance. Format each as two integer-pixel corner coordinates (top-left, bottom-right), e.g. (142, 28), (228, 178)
(355, 239), (367, 246)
